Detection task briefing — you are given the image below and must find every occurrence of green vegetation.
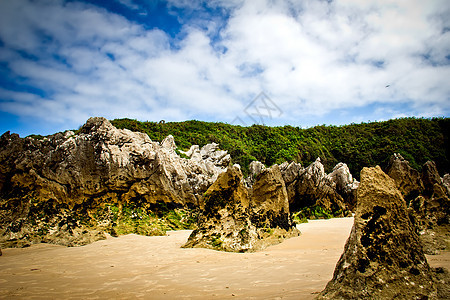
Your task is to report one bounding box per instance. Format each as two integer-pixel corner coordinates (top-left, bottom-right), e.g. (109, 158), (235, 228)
(111, 117), (449, 178)
(292, 205), (345, 223)
(92, 202), (198, 237)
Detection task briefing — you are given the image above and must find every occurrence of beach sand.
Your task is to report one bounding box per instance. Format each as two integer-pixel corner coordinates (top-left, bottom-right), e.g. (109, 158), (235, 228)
(1, 217), (448, 299)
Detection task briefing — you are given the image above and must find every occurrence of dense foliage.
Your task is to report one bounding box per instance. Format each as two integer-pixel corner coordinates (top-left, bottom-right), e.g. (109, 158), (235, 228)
(111, 117), (450, 179)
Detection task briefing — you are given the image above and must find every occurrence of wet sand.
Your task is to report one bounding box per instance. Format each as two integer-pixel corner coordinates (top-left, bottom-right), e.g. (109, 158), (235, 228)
(0, 217), (447, 299)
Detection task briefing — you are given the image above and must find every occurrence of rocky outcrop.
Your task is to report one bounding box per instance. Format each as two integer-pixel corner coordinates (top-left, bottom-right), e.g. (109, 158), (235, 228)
(318, 166), (438, 299)
(250, 165), (294, 233)
(249, 158), (358, 215)
(278, 161), (302, 205)
(413, 161), (450, 254)
(385, 154), (450, 254)
(386, 153), (424, 201)
(245, 160), (266, 187)
(183, 165), (299, 252)
(291, 158), (348, 214)
(328, 162), (359, 210)
(443, 174), (450, 196)
(0, 117), (229, 247)
(422, 161), (443, 196)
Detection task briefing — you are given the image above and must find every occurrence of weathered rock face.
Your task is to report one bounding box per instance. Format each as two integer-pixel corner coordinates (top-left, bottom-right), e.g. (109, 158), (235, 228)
(413, 161), (450, 254)
(182, 166), (257, 252)
(251, 165), (292, 231)
(386, 153), (424, 201)
(318, 166), (438, 299)
(250, 159), (357, 215)
(183, 165), (299, 252)
(278, 161), (302, 205)
(386, 155), (450, 254)
(443, 174), (450, 196)
(245, 160), (266, 187)
(328, 162), (359, 210)
(292, 158), (348, 213)
(0, 117), (229, 247)
(422, 161), (442, 196)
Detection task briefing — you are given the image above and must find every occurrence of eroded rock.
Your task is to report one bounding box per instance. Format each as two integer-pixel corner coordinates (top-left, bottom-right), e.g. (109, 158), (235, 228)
(328, 162), (359, 210)
(182, 166), (258, 252)
(292, 158), (347, 214)
(318, 166), (438, 299)
(0, 117), (229, 247)
(386, 153), (424, 201)
(183, 165), (299, 252)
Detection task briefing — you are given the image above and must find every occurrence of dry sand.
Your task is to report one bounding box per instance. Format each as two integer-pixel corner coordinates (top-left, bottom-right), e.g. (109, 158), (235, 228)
(1, 217), (448, 299)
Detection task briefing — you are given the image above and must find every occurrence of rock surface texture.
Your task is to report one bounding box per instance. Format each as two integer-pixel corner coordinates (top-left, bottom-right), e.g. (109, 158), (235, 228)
(183, 165), (300, 252)
(387, 154), (450, 254)
(0, 117), (229, 247)
(318, 166), (439, 300)
(386, 153), (424, 200)
(248, 158), (358, 216)
(290, 158), (357, 214)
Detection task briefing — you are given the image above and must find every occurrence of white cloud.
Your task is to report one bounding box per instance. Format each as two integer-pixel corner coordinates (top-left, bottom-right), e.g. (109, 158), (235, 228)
(0, 0), (448, 134)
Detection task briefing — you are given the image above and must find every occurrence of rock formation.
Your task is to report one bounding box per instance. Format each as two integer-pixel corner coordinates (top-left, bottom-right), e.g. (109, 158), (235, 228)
(291, 158), (349, 214)
(245, 160), (266, 187)
(415, 161), (449, 254)
(278, 161), (302, 205)
(183, 165), (300, 252)
(386, 154), (450, 254)
(318, 166), (438, 299)
(250, 165), (295, 234)
(0, 117), (229, 247)
(248, 158), (358, 215)
(443, 174), (450, 196)
(422, 161), (443, 196)
(386, 153), (424, 200)
(328, 162), (359, 210)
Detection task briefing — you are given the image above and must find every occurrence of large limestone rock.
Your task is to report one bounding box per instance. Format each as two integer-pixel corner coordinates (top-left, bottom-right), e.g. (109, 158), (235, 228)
(183, 165), (299, 252)
(0, 117), (229, 247)
(292, 158), (347, 213)
(386, 153), (424, 201)
(318, 166), (438, 299)
(250, 165), (296, 234)
(328, 162), (359, 210)
(422, 161), (443, 196)
(411, 161), (450, 254)
(279, 161), (302, 205)
(183, 166), (257, 252)
(245, 160), (266, 187)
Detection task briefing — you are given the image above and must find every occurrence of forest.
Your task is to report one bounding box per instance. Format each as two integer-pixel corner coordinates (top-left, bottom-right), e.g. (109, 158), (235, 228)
(111, 117), (450, 179)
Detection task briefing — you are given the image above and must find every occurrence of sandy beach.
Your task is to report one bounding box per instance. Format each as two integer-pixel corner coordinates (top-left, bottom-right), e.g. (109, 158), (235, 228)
(1, 217), (448, 299)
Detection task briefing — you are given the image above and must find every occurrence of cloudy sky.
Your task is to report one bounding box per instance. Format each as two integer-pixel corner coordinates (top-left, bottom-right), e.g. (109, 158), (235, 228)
(0, 0), (449, 136)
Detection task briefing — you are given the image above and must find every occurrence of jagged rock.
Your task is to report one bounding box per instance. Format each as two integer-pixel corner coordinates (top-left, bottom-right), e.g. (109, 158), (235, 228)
(291, 158), (347, 213)
(279, 161), (302, 205)
(405, 161), (450, 254)
(328, 162), (359, 210)
(161, 135), (176, 150)
(443, 174), (450, 196)
(422, 161), (442, 196)
(183, 165), (299, 252)
(183, 166), (258, 252)
(386, 153), (424, 201)
(245, 160), (266, 187)
(318, 166), (438, 299)
(0, 117), (229, 247)
(250, 165), (299, 237)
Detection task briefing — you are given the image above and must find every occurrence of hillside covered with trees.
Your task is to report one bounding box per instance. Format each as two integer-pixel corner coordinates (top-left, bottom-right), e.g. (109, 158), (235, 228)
(110, 117), (449, 179)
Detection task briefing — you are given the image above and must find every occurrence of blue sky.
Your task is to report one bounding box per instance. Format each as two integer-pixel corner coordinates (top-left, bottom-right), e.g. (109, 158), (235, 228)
(0, 0), (449, 137)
